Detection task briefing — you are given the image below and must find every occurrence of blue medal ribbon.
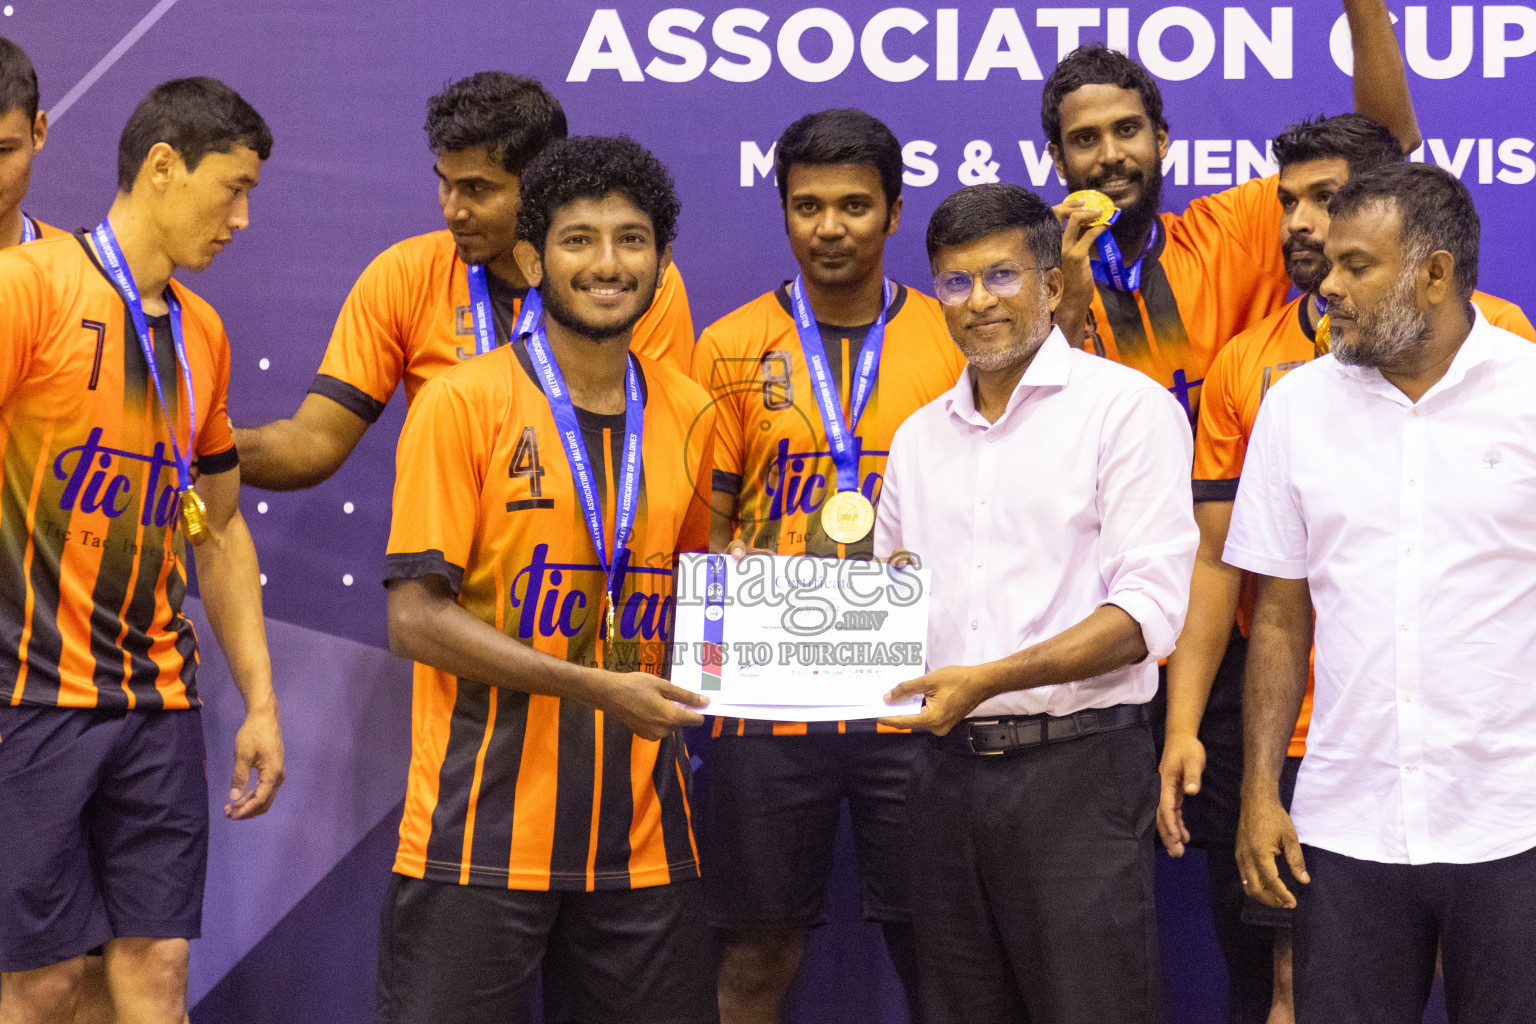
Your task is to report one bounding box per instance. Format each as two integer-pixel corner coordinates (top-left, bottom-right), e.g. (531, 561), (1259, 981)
(91, 221), (196, 507)
(466, 263), (543, 356)
(788, 275), (893, 496)
(700, 554), (726, 690)
(1091, 220), (1160, 292)
(19, 214), (37, 245)
(1314, 294), (1327, 318)
(524, 325), (644, 644)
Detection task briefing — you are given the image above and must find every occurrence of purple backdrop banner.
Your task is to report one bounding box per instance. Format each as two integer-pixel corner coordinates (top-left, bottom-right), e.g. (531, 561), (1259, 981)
(3, 3), (1519, 1021)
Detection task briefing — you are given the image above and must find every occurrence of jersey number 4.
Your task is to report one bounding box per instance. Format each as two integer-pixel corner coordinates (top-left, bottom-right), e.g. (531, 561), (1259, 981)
(506, 427), (554, 512)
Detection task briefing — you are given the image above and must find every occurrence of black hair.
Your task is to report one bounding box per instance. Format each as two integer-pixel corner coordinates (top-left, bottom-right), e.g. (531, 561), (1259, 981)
(116, 78), (272, 192)
(1041, 44), (1168, 151)
(425, 71), (568, 177)
(774, 108), (902, 209)
(0, 35), (39, 122)
(1273, 113), (1403, 177)
(516, 135), (679, 253)
(926, 183), (1062, 272)
(1330, 162), (1479, 300)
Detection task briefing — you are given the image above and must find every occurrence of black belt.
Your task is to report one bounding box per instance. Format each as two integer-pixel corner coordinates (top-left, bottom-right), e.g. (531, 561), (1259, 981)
(934, 704), (1148, 757)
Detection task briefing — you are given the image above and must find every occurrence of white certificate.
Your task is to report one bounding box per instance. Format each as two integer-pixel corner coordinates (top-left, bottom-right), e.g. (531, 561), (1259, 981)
(669, 552), (928, 721)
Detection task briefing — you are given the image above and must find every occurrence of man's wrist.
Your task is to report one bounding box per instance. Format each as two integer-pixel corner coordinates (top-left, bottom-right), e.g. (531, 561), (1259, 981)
(241, 687), (279, 718)
(1241, 774), (1284, 804)
(576, 666), (620, 711)
(974, 659), (1016, 702)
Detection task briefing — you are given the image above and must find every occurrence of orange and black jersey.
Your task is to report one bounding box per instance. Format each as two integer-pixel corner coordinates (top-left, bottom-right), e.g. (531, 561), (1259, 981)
(385, 338), (714, 891)
(19, 215), (69, 244)
(1194, 288), (1536, 500)
(692, 282), (965, 736)
(309, 230), (695, 422)
(1193, 288), (1535, 756)
(0, 233), (237, 710)
(1082, 175), (1289, 423)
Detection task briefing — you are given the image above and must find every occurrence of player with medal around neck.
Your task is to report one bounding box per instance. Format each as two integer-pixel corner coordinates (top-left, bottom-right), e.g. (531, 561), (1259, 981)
(87, 112), (262, 550)
(714, 143), (901, 557)
(778, 154), (898, 546)
(0, 76), (282, 1024)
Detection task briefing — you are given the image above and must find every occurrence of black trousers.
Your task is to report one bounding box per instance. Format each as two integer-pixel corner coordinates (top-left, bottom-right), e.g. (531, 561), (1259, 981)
(907, 721), (1162, 1024)
(1295, 843), (1536, 1024)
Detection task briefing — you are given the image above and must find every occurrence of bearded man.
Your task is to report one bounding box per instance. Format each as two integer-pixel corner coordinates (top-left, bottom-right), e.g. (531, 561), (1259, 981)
(1228, 161), (1536, 1024)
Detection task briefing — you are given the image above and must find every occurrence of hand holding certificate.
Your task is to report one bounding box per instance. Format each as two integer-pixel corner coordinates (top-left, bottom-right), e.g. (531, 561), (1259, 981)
(669, 552), (929, 721)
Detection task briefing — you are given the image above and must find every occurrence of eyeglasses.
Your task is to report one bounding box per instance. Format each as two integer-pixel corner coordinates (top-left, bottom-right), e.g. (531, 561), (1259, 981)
(932, 261), (1038, 306)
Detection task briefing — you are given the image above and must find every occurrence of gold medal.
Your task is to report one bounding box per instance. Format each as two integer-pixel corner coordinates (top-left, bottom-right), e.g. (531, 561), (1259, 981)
(179, 489), (210, 546)
(1315, 314), (1331, 355)
(821, 491), (875, 544)
(1064, 189), (1119, 227)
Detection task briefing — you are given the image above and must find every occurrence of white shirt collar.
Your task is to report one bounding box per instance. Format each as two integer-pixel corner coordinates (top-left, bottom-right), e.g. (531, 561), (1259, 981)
(945, 326), (1073, 428)
(1331, 303), (1496, 406)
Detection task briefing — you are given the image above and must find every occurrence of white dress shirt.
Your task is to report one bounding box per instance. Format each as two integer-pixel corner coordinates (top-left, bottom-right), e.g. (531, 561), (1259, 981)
(875, 328), (1197, 718)
(1225, 309), (1536, 865)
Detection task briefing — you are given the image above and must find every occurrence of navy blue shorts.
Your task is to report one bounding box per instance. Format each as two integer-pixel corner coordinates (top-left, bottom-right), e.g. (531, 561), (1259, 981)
(701, 733), (917, 929)
(377, 875), (717, 1024)
(0, 706), (209, 973)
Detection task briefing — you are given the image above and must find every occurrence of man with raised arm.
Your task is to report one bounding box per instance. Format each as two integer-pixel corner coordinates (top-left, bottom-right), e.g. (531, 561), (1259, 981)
(234, 73), (695, 492)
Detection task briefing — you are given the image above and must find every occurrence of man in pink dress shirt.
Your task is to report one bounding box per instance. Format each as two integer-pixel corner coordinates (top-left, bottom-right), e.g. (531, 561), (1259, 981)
(874, 183), (1197, 1024)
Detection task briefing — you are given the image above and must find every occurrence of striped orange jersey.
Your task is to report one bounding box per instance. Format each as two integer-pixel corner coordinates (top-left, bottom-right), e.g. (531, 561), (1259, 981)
(691, 283), (965, 736)
(0, 234), (237, 710)
(384, 339), (715, 891)
(1194, 290), (1535, 756)
(310, 230), (695, 422)
(1082, 175), (1290, 423)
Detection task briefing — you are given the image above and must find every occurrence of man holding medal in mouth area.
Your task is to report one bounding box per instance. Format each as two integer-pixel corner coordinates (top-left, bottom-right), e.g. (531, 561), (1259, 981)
(690, 108), (965, 1023)
(0, 78), (284, 1024)
(1044, 0), (1421, 426)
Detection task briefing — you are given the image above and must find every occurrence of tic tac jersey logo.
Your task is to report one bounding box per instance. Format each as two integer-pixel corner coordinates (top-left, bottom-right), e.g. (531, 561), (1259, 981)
(53, 427), (185, 528)
(762, 437), (885, 520)
(509, 542), (674, 641)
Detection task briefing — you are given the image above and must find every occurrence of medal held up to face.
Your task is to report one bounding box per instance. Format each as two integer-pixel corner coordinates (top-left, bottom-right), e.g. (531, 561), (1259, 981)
(1065, 189), (1121, 227)
(821, 491), (876, 545)
(1315, 314), (1331, 355)
(788, 276), (893, 546)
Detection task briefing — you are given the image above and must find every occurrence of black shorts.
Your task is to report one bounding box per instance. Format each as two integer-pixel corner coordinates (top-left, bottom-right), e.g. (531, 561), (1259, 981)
(376, 874), (716, 1024)
(701, 733), (916, 929)
(0, 706), (209, 973)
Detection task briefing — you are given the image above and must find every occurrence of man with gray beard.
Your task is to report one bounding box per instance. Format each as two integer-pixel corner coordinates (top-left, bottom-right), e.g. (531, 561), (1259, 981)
(871, 184), (1197, 1023)
(1228, 161), (1536, 1024)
